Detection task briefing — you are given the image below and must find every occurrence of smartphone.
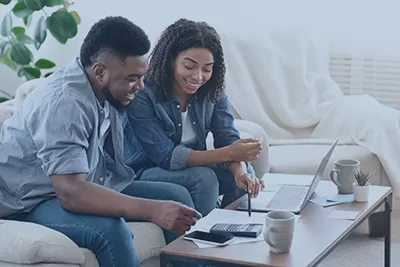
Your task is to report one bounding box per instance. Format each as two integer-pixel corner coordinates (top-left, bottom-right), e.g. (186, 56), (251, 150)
(184, 231), (234, 246)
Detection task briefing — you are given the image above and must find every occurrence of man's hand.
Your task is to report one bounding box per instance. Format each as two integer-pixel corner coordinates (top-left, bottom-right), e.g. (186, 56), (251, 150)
(234, 172), (265, 198)
(150, 201), (202, 235)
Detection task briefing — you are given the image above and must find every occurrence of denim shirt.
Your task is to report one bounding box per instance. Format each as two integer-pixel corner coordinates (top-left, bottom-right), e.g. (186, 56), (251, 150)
(0, 58), (135, 218)
(123, 79), (241, 172)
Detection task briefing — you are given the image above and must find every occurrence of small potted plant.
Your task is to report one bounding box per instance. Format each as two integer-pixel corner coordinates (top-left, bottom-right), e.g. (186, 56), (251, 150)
(353, 169), (371, 202)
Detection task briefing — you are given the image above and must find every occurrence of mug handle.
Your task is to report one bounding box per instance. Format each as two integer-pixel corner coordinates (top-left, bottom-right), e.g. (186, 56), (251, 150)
(329, 168), (341, 187)
(264, 226), (277, 249)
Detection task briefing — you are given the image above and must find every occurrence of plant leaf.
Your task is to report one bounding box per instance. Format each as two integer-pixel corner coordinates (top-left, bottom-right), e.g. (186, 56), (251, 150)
(47, 10), (77, 43)
(19, 66), (41, 80)
(12, 1), (33, 18)
(16, 34), (34, 44)
(0, 97), (9, 103)
(1, 12), (12, 37)
(70, 11), (80, 25)
(44, 0), (63, 7)
(0, 47), (19, 71)
(11, 26), (24, 36)
(0, 41), (8, 56)
(35, 58), (55, 69)
(34, 16), (46, 49)
(23, 14), (32, 27)
(10, 42), (31, 65)
(24, 0), (46, 11)
(44, 71), (53, 77)
(0, 0), (12, 5)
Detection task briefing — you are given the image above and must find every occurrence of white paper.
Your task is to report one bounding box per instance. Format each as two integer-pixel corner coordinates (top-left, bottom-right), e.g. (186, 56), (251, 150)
(187, 209), (300, 248)
(328, 210), (359, 220)
(261, 173), (314, 187)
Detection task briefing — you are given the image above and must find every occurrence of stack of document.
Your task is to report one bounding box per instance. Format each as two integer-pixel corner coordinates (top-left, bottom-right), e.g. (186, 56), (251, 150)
(186, 209), (300, 248)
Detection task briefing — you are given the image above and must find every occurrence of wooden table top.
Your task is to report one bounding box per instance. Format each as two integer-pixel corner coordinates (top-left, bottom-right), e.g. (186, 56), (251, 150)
(161, 181), (392, 267)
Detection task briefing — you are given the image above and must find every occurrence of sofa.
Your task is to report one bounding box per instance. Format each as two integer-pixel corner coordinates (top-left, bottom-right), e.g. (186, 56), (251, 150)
(0, 79), (270, 267)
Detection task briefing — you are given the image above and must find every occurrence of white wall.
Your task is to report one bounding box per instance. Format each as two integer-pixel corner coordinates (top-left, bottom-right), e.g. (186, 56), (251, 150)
(1, 0), (399, 96)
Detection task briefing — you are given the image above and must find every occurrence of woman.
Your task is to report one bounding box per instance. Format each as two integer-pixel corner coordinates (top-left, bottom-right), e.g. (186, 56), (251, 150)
(124, 18), (264, 216)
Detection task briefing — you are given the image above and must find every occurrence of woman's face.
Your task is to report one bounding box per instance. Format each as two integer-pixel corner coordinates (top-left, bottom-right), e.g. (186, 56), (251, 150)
(173, 47), (214, 96)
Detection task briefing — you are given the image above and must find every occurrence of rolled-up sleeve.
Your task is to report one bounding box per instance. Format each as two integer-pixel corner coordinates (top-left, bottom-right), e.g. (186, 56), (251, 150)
(27, 93), (93, 176)
(211, 94), (241, 170)
(126, 91), (192, 171)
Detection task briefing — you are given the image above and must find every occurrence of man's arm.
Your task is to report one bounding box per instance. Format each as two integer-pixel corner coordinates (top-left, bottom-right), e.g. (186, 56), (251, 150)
(50, 174), (155, 220)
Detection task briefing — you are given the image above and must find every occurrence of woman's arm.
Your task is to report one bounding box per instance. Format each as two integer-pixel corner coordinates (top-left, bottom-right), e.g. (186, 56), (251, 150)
(126, 90), (242, 170)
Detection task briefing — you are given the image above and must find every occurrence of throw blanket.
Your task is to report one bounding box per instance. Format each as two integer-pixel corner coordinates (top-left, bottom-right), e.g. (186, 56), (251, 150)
(222, 29), (400, 195)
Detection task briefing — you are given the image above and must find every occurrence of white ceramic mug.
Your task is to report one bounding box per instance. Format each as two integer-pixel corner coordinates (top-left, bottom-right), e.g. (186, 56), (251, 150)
(263, 211), (295, 253)
(330, 159), (360, 194)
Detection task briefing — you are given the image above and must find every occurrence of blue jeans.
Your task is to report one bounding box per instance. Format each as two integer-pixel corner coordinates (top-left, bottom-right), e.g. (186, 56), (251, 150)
(10, 181), (203, 267)
(138, 164), (250, 217)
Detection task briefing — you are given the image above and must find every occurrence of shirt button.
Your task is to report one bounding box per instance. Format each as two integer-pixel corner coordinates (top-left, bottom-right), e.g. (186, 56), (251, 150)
(177, 105), (180, 109)
(99, 177), (104, 182)
(178, 123), (182, 127)
(188, 104), (191, 107)
(192, 121), (196, 125)
(100, 110), (104, 114)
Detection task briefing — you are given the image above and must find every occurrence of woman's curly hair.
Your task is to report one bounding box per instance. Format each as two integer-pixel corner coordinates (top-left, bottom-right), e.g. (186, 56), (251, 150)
(146, 18), (226, 102)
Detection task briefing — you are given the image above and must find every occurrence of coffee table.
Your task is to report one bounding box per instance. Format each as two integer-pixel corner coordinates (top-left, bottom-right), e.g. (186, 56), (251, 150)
(160, 180), (392, 267)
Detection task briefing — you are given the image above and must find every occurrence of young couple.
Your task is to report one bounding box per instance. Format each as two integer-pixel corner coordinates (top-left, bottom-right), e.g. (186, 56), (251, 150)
(0, 16), (263, 267)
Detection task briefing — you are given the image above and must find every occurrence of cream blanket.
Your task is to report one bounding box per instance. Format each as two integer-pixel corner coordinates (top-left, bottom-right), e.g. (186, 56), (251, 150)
(222, 29), (400, 195)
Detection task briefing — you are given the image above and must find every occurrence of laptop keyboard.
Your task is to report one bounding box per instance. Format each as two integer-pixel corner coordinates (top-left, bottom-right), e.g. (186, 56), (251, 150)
(265, 186), (309, 210)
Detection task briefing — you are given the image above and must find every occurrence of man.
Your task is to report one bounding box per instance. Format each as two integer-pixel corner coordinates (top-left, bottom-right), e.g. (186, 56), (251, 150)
(0, 16), (201, 267)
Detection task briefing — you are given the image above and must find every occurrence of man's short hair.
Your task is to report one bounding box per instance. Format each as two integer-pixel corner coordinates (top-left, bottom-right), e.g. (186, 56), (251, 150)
(80, 16), (150, 67)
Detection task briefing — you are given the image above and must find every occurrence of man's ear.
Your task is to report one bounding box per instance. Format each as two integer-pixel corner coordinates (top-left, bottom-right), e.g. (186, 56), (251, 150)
(92, 62), (106, 81)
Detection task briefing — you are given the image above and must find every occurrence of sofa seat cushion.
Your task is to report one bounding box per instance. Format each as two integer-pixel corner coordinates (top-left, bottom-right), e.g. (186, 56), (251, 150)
(269, 144), (384, 186)
(0, 220), (85, 265)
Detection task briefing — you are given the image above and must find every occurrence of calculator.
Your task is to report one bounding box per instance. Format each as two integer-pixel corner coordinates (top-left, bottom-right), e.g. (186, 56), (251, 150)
(210, 223), (264, 238)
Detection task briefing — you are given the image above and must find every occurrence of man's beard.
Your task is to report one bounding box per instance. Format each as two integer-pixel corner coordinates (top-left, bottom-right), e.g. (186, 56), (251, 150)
(102, 87), (127, 113)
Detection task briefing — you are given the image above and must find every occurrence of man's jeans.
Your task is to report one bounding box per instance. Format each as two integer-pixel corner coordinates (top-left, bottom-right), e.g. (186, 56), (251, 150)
(138, 164), (251, 216)
(10, 181), (201, 267)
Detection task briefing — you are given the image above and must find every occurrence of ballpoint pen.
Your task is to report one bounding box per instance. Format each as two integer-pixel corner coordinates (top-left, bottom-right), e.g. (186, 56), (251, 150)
(247, 185), (251, 217)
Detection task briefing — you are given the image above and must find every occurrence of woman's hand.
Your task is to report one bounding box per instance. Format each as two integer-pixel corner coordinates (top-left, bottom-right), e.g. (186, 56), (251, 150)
(226, 138), (262, 162)
(234, 172), (265, 198)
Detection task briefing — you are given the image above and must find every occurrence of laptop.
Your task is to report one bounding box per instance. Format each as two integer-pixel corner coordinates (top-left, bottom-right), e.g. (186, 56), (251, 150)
(237, 138), (339, 214)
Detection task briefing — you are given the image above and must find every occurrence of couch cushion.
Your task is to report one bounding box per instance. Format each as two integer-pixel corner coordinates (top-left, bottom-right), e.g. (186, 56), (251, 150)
(0, 262), (78, 267)
(269, 144), (383, 186)
(80, 222), (165, 267)
(127, 222), (166, 263)
(0, 220), (85, 265)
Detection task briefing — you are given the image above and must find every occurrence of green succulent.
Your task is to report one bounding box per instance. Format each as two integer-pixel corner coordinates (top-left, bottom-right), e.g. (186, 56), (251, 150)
(353, 169), (371, 186)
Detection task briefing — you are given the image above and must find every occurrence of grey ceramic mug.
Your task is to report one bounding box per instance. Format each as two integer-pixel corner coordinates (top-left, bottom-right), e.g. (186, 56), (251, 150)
(263, 211), (295, 253)
(329, 159), (360, 194)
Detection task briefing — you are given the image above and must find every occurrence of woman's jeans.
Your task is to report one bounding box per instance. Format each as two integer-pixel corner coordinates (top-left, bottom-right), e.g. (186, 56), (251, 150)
(9, 181), (203, 267)
(138, 164), (252, 216)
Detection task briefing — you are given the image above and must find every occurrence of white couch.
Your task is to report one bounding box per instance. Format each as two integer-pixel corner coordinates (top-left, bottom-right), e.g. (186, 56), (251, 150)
(0, 79), (270, 267)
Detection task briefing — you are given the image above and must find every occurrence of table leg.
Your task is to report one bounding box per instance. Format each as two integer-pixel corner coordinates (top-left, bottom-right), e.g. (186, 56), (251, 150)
(384, 195), (392, 267)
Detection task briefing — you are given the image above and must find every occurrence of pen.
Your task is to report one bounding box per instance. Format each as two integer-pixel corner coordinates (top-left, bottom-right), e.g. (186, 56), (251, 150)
(247, 186), (251, 217)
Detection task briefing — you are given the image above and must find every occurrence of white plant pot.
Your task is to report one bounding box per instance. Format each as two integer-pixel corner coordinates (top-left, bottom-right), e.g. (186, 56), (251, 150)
(353, 182), (370, 202)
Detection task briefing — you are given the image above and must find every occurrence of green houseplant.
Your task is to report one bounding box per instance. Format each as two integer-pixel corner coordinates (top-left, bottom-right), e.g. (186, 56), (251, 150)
(353, 169), (371, 202)
(0, 0), (81, 102)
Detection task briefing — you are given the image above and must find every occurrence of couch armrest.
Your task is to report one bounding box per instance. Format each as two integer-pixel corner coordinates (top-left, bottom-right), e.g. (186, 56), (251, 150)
(234, 119), (270, 177)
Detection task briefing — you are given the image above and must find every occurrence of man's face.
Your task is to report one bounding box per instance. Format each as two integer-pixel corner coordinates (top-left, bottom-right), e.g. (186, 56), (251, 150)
(95, 55), (148, 109)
